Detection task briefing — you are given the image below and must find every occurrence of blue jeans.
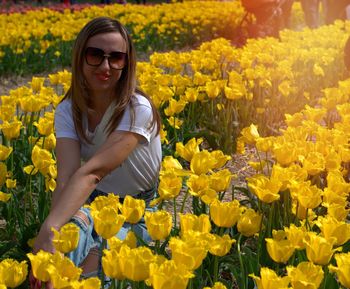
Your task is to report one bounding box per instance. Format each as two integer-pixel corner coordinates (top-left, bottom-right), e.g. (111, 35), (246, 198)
(67, 188), (157, 279)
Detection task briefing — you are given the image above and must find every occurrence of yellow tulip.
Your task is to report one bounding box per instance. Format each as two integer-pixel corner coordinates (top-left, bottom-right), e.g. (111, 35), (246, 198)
(272, 141), (299, 166)
(6, 179), (16, 189)
(209, 169), (232, 192)
(203, 282), (227, 289)
(0, 104), (15, 122)
(119, 246), (155, 281)
(187, 174), (210, 195)
(23, 165), (38, 175)
(41, 133), (57, 151)
(30, 77), (45, 93)
(144, 210), (172, 240)
(0, 118), (22, 140)
(0, 145), (12, 161)
(284, 224), (306, 250)
(91, 206), (125, 239)
(167, 116), (183, 129)
(304, 232), (336, 265)
(0, 259), (27, 288)
(237, 208), (262, 237)
(271, 164), (308, 191)
(247, 174), (282, 203)
(287, 262), (324, 289)
(210, 199), (241, 228)
(190, 150), (217, 175)
(158, 173), (183, 200)
(70, 277), (101, 289)
(31, 145), (56, 176)
(210, 150), (231, 169)
(52, 223), (79, 253)
(108, 231), (137, 251)
(160, 156), (183, 175)
(88, 193), (120, 212)
(326, 170), (350, 196)
(208, 234), (235, 257)
(121, 195), (145, 224)
(183, 87), (199, 102)
(325, 202), (349, 221)
(45, 176), (56, 192)
(169, 237), (207, 270)
(164, 98), (187, 116)
(27, 250), (53, 282)
(329, 252), (350, 288)
(302, 151), (325, 176)
(47, 253), (82, 289)
(266, 237), (295, 263)
(290, 181), (322, 210)
(146, 259), (194, 289)
(19, 95), (48, 113)
(256, 137), (274, 153)
(240, 124), (260, 145)
(0, 191), (11, 202)
(179, 213), (211, 234)
(33, 117), (54, 137)
(249, 267), (290, 289)
(315, 216), (350, 246)
(102, 248), (125, 280)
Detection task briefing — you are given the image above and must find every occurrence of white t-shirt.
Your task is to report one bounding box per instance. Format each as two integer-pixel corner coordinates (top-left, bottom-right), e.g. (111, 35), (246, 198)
(54, 94), (162, 198)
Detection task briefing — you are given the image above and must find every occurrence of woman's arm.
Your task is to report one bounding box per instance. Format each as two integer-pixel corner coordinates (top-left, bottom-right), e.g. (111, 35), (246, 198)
(34, 130), (141, 253)
(51, 138), (81, 208)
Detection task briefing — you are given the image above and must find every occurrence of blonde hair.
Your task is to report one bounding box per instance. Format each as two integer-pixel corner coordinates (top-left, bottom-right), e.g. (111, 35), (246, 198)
(63, 17), (160, 143)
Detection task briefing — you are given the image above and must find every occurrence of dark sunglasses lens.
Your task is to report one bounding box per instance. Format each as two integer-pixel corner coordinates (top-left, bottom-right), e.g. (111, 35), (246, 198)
(109, 52), (127, 69)
(85, 47), (104, 66)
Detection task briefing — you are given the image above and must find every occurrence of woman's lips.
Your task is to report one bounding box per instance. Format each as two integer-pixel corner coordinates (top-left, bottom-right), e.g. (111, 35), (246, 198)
(96, 74), (110, 81)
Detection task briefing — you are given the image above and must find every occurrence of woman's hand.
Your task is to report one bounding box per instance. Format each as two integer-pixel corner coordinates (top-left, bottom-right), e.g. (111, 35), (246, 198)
(30, 221), (58, 289)
(33, 221), (57, 254)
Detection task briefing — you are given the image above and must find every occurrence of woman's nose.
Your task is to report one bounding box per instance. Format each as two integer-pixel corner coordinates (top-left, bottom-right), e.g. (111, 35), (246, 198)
(99, 57), (111, 70)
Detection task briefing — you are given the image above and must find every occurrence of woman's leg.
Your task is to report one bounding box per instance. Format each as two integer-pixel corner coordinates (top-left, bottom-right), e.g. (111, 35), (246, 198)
(67, 207), (101, 277)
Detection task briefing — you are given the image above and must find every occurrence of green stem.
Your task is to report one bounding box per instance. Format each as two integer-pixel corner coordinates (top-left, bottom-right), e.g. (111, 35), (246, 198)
(256, 212), (264, 272)
(213, 255), (219, 284)
(237, 234), (247, 289)
(155, 240), (160, 254)
(132, 281), (139, 289)
(323, 266), (329, 289)
(188, 278), (193, 289)
(100, 238), (107, 288)
(118, 280), (124, 289)
(180, 190), (189, 213)
(267, 203), (274, 237)
(158, 200), (164, 210)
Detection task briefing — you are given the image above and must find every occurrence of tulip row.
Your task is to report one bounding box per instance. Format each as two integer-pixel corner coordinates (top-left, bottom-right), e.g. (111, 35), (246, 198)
(1, 22), (350, 289)
(0, 1), (244, 75)
(1, 75), (350, 289)
(137, 21), (350, 154)
(232, 79), (350, 287)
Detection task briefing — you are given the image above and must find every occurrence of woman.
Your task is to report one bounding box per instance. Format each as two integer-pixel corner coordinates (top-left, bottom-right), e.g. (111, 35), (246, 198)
(31, 16), (162, 286)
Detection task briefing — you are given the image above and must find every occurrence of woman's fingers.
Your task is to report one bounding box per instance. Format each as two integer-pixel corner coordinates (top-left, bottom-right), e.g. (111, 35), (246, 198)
(29, 272), (41, 289)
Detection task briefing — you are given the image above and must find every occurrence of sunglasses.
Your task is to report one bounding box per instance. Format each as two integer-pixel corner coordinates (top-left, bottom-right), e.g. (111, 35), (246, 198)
(85, 47), (127, 70)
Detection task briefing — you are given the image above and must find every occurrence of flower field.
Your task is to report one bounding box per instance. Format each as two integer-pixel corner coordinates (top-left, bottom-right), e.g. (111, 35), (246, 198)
(1, 1), (350, 289)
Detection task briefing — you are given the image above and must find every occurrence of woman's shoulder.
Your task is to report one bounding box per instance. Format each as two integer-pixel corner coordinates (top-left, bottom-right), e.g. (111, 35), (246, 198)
(132, 92), (152, 108)
(56, 98), (72, 111)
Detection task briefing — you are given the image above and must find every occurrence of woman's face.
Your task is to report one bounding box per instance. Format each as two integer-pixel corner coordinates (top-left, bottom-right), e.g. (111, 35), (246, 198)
(83, 32), (127, 98)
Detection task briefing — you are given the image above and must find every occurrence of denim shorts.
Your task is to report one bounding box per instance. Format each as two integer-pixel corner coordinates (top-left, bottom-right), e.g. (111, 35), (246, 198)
(67, 188), (157, 280)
